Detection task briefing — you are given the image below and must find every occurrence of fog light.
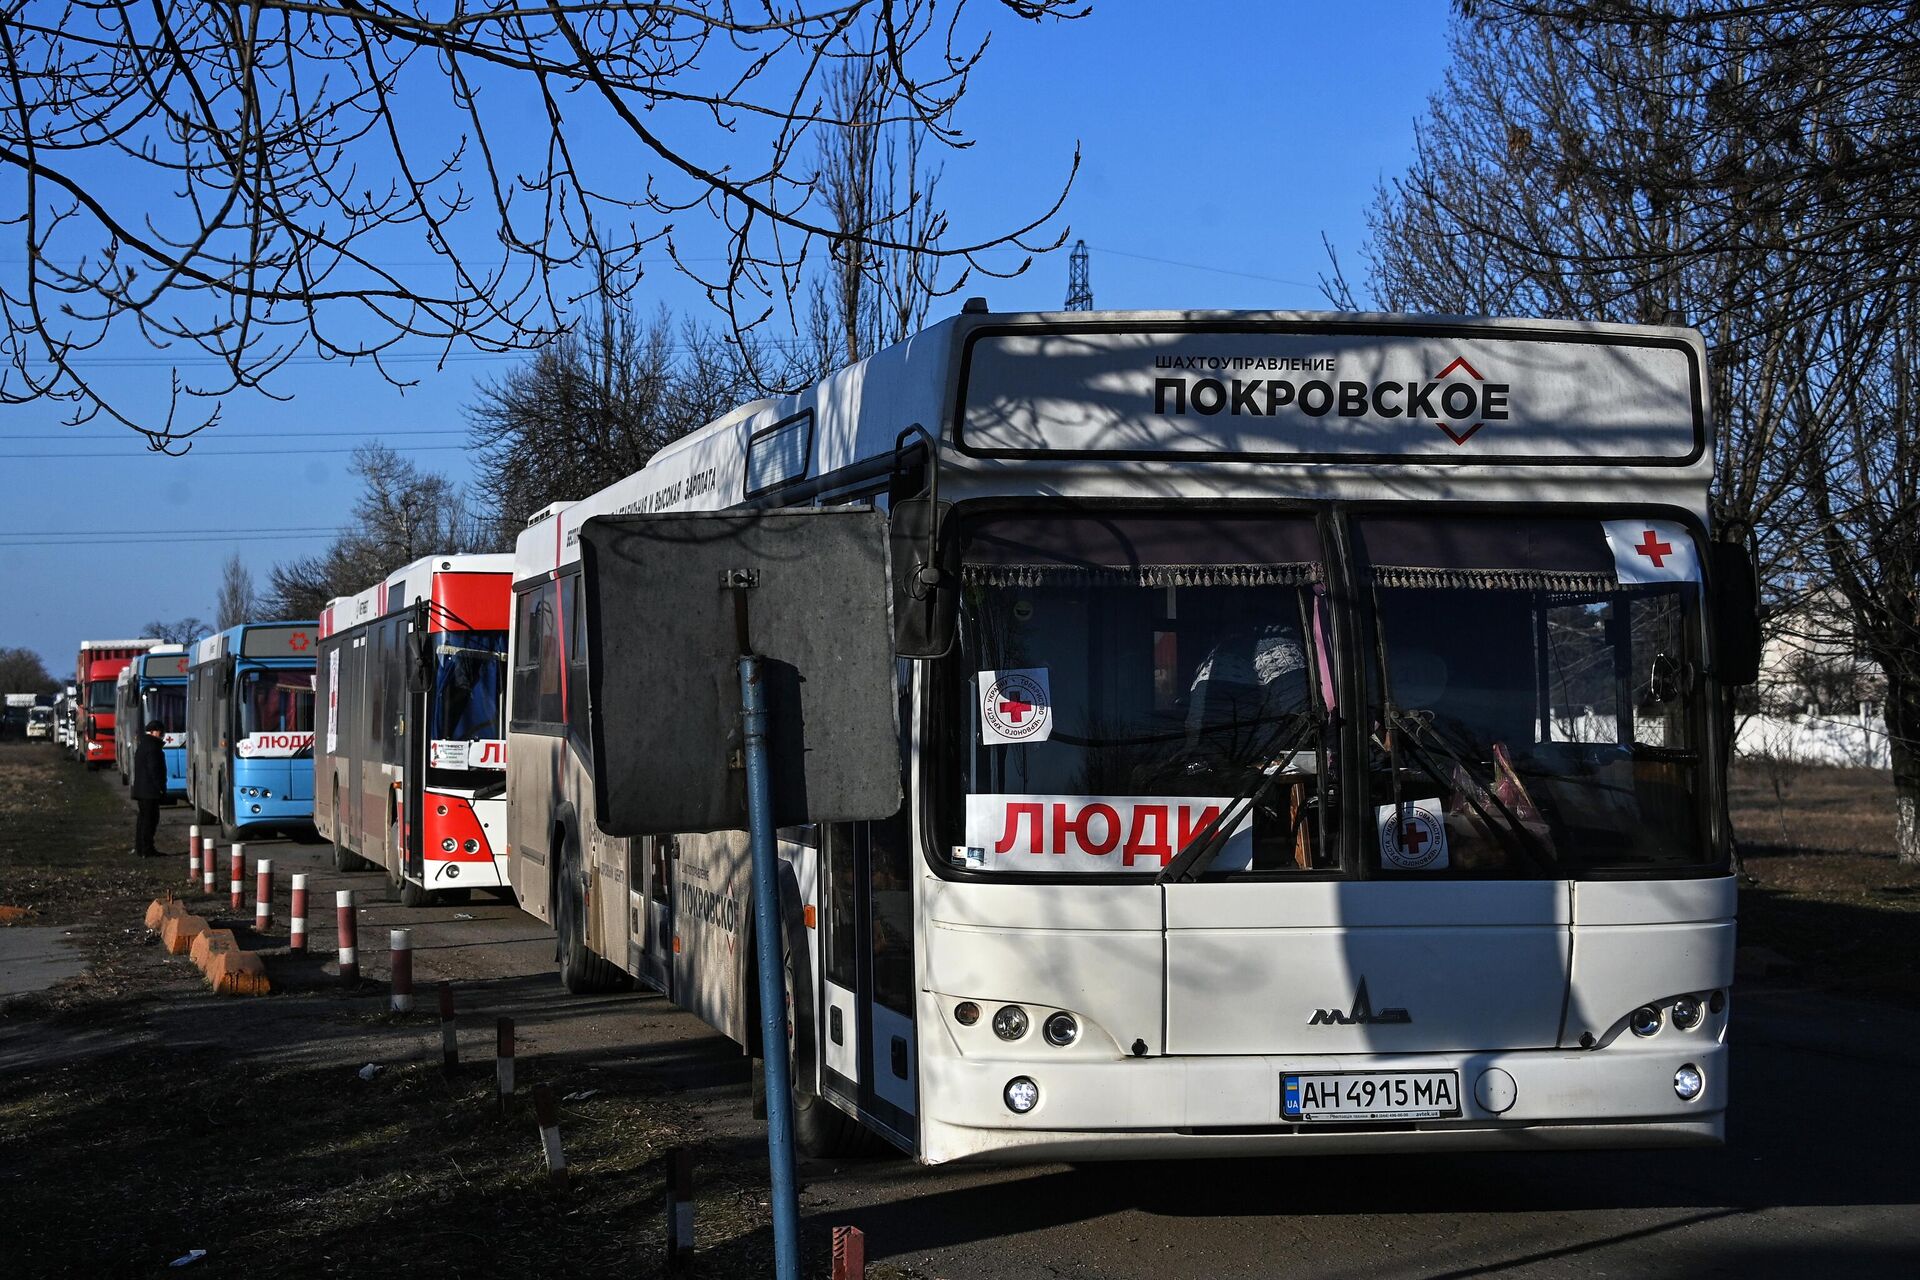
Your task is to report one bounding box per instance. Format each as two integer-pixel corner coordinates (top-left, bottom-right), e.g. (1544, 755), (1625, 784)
(436, 804), (448, 816)
(954, 1001), (980, 1026)
(250, 804), (261, 814)
(1004, 1076), (1040, 1114)
(441, 838), (457, 853)
(1043, 1012), (1079, 1047)
(992, 1006), (1029, 1041)
(463, 838), (480, 854)
(1674, 1063), (1704, 1101)
(444, 864), (459, 879)
(1629, 1005), (1662, 1038)
(1671, 996), (1701, 1031)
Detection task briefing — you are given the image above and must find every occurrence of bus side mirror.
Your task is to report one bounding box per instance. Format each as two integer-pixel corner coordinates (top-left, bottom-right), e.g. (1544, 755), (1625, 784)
(407, 631), (434, 694)
(1709, 540), (1761, 686)
(890, 498), (957, 659)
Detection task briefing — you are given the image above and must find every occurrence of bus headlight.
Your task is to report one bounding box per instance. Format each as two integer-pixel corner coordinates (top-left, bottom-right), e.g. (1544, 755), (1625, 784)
(462, 839), (480, 854)
(992, 1006), (1029, 1041)
(441, 838), (458, 853)
(1674, 1063), (1704, 1101)
(1003, 1076), (1040, 1114)
(1670, 996), (1701, 1031)
(953, 1001), (980, 1026)
(1043, 1012), (1079, 1047)
(1629, 1005), (1662, 1038)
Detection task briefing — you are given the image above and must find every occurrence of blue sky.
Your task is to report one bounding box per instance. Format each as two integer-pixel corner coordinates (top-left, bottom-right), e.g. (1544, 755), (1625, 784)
(0, 2), (1452, 677)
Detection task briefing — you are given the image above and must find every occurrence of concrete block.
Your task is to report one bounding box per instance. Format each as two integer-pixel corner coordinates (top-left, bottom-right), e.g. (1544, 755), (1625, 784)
(160, 913), (208, 956)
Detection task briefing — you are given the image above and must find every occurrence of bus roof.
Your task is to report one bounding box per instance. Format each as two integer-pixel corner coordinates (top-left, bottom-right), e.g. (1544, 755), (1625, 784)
(193, 622), (319, 667)
(516, 308), (1714, 580)
(317, 552), (515, 638)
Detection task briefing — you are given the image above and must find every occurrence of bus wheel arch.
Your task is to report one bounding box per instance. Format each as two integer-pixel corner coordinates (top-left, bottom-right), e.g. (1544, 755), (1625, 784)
(552, 808), (629, 994)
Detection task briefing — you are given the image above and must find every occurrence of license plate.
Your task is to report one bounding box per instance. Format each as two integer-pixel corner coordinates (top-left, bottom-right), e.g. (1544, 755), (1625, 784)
(1282, 1071), (1461, 1121)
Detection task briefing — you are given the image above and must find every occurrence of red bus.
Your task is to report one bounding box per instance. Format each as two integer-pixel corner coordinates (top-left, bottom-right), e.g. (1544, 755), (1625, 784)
(314, 555), (513, 906)
(74, 639), (159, 770)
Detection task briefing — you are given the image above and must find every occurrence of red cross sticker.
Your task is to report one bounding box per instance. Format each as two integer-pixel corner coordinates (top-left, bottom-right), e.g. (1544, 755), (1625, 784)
(1398, 821), (1429, 854)
(1632, 530), (1674, 568)
(289, 632), (310, 651)
(998, 698), (1034, 724)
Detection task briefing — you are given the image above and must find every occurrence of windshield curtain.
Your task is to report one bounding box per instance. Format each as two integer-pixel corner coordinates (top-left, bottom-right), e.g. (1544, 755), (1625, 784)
(1357, 515), (1707, 876)
(143, 686), (187, 733)
(945, 513), (1338, 878)
(238, 669), (315, 735)
(431, 632), (508, 747)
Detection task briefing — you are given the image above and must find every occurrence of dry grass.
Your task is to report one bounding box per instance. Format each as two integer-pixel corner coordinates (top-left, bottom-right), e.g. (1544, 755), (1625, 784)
(1730, 762), (1920, 1004)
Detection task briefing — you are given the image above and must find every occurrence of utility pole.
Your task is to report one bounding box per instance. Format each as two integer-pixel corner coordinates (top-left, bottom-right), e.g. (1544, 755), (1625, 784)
(1064, 239), (1093, 311)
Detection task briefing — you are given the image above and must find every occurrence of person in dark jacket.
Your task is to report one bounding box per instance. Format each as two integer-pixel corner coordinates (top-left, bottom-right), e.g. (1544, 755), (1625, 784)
(130, 718), (168, 858)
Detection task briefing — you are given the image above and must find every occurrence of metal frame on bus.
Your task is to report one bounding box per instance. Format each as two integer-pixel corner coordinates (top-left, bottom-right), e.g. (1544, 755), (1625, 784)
(506, 308), (1745, 1166)
(314, 554), (514, 906)
(116, 644), (190, 796)
(186, 622), (318, 839)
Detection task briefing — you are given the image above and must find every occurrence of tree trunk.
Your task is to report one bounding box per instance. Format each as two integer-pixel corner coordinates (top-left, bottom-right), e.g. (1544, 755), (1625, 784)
(1888, 671), (1920, 867)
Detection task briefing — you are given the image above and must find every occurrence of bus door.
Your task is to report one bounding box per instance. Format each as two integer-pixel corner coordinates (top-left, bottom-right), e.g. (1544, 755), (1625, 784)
(820, 815), (917, 1146)
(628, 835), (674, 995)
(403, 630), (427, 887)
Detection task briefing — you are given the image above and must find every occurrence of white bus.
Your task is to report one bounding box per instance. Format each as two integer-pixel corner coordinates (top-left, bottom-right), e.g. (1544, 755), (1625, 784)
(506, 308), (1754, 1165)
(314, 554), (514, 905)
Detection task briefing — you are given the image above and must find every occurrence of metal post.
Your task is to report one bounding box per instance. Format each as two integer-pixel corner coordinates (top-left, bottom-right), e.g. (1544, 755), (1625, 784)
(739, 653), (801, 1280)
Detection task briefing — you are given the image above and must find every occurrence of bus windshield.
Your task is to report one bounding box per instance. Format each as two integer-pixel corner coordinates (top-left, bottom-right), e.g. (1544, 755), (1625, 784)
(1358, 515), (1708, 875)
(947, 513), (1336, 877)
(238, 669), (315, 735)
(142, 686), (187, 733)
(430, 633), (508, 749)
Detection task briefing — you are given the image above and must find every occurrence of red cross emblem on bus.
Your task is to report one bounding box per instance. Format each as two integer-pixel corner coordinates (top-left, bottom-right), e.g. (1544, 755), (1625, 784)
(1398, 821), (1429, 854)
(289, 631), (310, 651)
(1632, 530), (1674, 568)
(998, 697), (1034, 724)
(176, 658), (188, 673)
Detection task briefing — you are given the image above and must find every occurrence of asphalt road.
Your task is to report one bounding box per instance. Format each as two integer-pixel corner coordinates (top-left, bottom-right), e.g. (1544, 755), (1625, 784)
(127, 809), (1920, 1278)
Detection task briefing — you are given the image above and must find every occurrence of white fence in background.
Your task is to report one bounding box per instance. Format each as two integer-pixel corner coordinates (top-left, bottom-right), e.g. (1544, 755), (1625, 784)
(1735, 712), (1891, 769)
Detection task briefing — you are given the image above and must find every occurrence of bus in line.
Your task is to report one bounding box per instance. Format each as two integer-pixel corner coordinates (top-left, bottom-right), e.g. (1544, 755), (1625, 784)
(73, 639), (159, 769)
(116, 644), (190, 796)
(504, 308), (1757, 1165)
(314, 555), (514, 906)
(186, 622), (318, 839)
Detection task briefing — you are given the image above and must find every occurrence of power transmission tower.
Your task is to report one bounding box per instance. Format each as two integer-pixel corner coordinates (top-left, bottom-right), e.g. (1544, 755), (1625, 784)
(1064, 240), (1093, 311)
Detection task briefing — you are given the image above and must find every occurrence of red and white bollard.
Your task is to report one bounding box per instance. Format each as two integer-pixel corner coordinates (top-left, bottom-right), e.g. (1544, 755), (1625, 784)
(831, 1226), (866, 1280)
(666, 1147), (695, 1273)
(228, 843), (245, 912)
(389, 928), (414, 1013)
(336, 890), (358, 984)
(495, 1016), (515, 1115)
(289, 874), (308, 951)
(200, 837), (215, 894)
(187, 824), (201, 886)
(532, 1083), (568, 1187)
(254, 858), (272, 932)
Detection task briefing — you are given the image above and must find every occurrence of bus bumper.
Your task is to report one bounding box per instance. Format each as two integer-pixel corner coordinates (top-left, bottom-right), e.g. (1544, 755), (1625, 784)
(915, 1040), (1728, 1165)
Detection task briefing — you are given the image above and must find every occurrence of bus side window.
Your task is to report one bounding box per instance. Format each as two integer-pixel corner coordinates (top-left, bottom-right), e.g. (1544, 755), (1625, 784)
(565, 573), (589, 742)
(823, 824), (857, 990)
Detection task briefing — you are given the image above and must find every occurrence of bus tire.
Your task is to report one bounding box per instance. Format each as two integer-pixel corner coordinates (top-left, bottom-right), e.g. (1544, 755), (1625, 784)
(555, 827), (630, 995)
(218, 784), (244, 841)
(399, 875), (432, 909)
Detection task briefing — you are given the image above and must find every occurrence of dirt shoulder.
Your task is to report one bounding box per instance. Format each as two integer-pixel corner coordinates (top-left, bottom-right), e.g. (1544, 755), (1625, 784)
(1731, 761), (1920, 1004)
(0, 744), (869, 1278)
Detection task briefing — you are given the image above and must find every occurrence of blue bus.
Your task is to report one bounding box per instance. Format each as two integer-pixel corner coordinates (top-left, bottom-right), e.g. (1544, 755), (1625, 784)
(186, 622), (318, 838)
(116, 644), (191, 797)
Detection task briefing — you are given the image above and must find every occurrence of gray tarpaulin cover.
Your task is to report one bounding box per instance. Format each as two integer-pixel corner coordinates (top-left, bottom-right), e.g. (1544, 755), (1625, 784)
(577, 508), (901, 836)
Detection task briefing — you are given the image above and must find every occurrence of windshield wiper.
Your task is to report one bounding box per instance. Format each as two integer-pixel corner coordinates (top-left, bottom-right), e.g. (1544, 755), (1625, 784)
(1156, 710), (1318, 883)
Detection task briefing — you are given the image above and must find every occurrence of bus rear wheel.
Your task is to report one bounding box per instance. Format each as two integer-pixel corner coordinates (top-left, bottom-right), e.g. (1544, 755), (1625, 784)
(555, 828), (630, 995)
